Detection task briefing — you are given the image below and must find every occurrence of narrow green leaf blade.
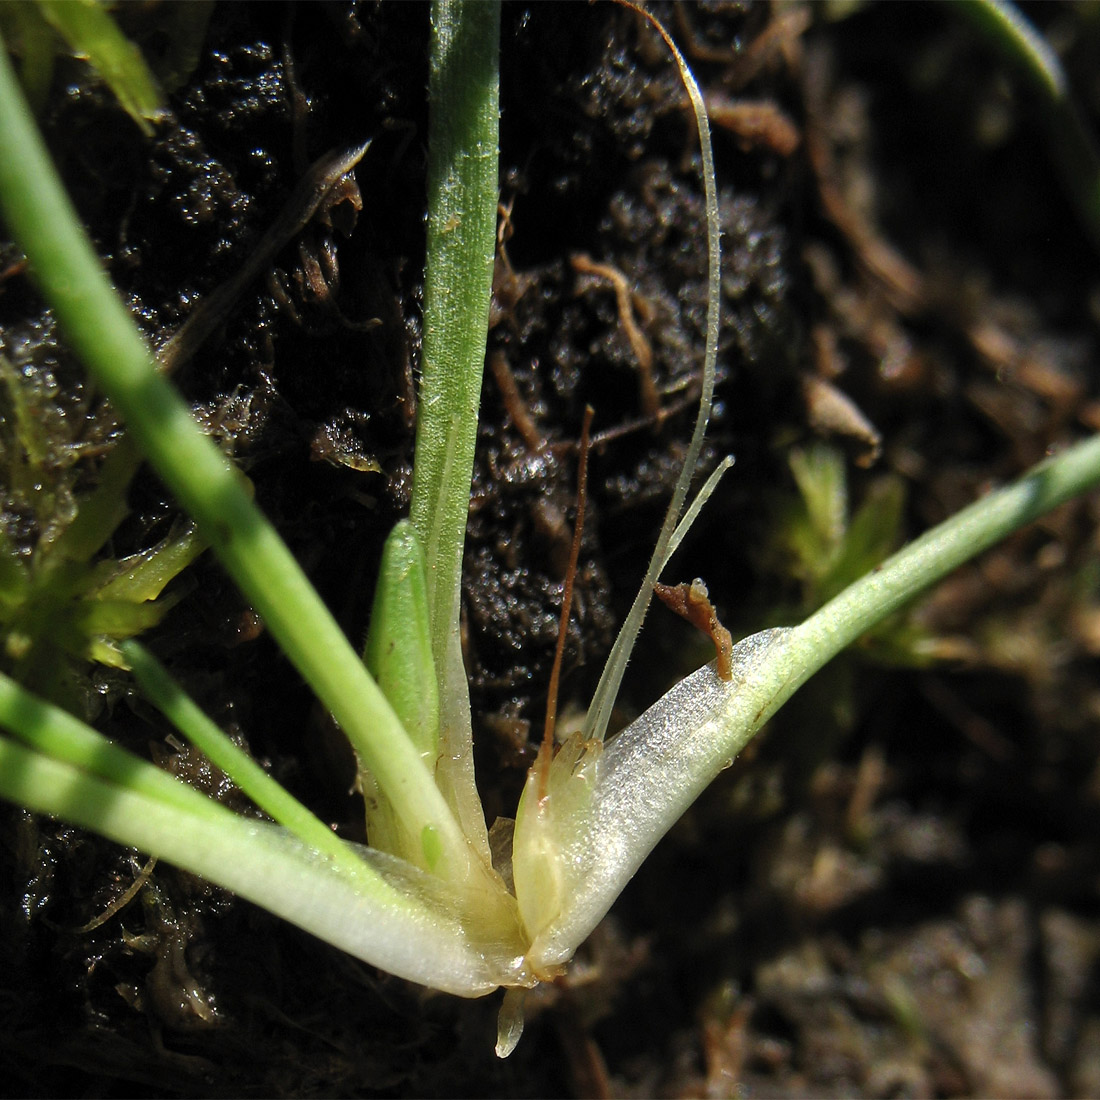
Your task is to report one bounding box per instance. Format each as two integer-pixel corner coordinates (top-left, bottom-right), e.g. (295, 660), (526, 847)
(363, 520), (439, 764)
(38, 0), (165, 136)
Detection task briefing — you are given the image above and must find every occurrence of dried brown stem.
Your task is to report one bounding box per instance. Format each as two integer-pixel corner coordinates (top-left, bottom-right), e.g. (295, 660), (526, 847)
(654, 577), (734, 680)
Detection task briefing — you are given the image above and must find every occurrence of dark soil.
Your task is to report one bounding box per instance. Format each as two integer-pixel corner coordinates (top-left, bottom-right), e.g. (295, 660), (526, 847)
(2, 2), (1099, 1096)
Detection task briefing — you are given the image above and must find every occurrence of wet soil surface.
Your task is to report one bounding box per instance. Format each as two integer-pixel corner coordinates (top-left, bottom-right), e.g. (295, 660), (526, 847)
(2, 2), (1100, 1096)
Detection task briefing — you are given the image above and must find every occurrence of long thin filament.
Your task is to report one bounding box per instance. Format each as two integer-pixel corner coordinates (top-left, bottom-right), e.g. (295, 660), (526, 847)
(583, 3), (722, 741)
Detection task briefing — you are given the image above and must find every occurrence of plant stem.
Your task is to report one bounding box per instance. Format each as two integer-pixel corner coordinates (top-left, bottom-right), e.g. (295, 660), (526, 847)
(525, 432), (1100, 970)
(408, 0), (502, 859)
(0, 34), (468, 877)
(583, 3), (722, 743)
(0, 657), (389, 918)
(122, 640), (372, 879)
(0, 734), (513, 996)
(787, 433), (1100, 697)
(411, 0), (500, 665)
(0, 669), (228, 822)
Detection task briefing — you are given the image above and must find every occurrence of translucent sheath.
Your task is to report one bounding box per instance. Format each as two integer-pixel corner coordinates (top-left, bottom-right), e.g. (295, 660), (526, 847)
(516, 630), (793, 972)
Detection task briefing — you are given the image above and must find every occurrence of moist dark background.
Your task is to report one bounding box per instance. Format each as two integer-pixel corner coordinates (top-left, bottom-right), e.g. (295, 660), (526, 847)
(1, 2), (1099, 1096)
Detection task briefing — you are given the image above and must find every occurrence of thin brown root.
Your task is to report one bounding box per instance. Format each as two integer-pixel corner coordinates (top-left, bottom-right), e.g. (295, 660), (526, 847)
(587, 389), (698, 453)
(570, 253), (661, 422)
(66, 854), (158, 934)
(489, 349), (548, 453)
(705, 94), (801, 157)
(538, 406), (595, 801)
(802, 58), (925, 315)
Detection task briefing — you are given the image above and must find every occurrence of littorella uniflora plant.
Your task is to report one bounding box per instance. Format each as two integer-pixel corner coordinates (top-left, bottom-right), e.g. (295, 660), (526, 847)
(1, 0), (1099, 1059)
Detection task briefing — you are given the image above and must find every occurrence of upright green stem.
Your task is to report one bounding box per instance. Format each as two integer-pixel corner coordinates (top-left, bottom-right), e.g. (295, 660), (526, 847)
(405, 1), (502, 860)
(411, 0), (500, 665)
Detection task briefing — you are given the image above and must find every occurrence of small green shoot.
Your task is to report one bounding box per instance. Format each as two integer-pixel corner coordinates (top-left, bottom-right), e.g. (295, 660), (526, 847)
(0, 356), (203, 701)
(777, 442), (907, 611)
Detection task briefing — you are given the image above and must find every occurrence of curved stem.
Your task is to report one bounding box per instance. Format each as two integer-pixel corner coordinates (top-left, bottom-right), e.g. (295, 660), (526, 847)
(955, 0), (1100, 253)
(0, 734), (514, 996)
(526, 432), (1100, 971)
(787, 433), (1100, 695)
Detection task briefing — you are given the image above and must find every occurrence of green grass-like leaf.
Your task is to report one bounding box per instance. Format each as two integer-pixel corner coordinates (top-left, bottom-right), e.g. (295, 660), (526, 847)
(37, 0), (165, 136)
